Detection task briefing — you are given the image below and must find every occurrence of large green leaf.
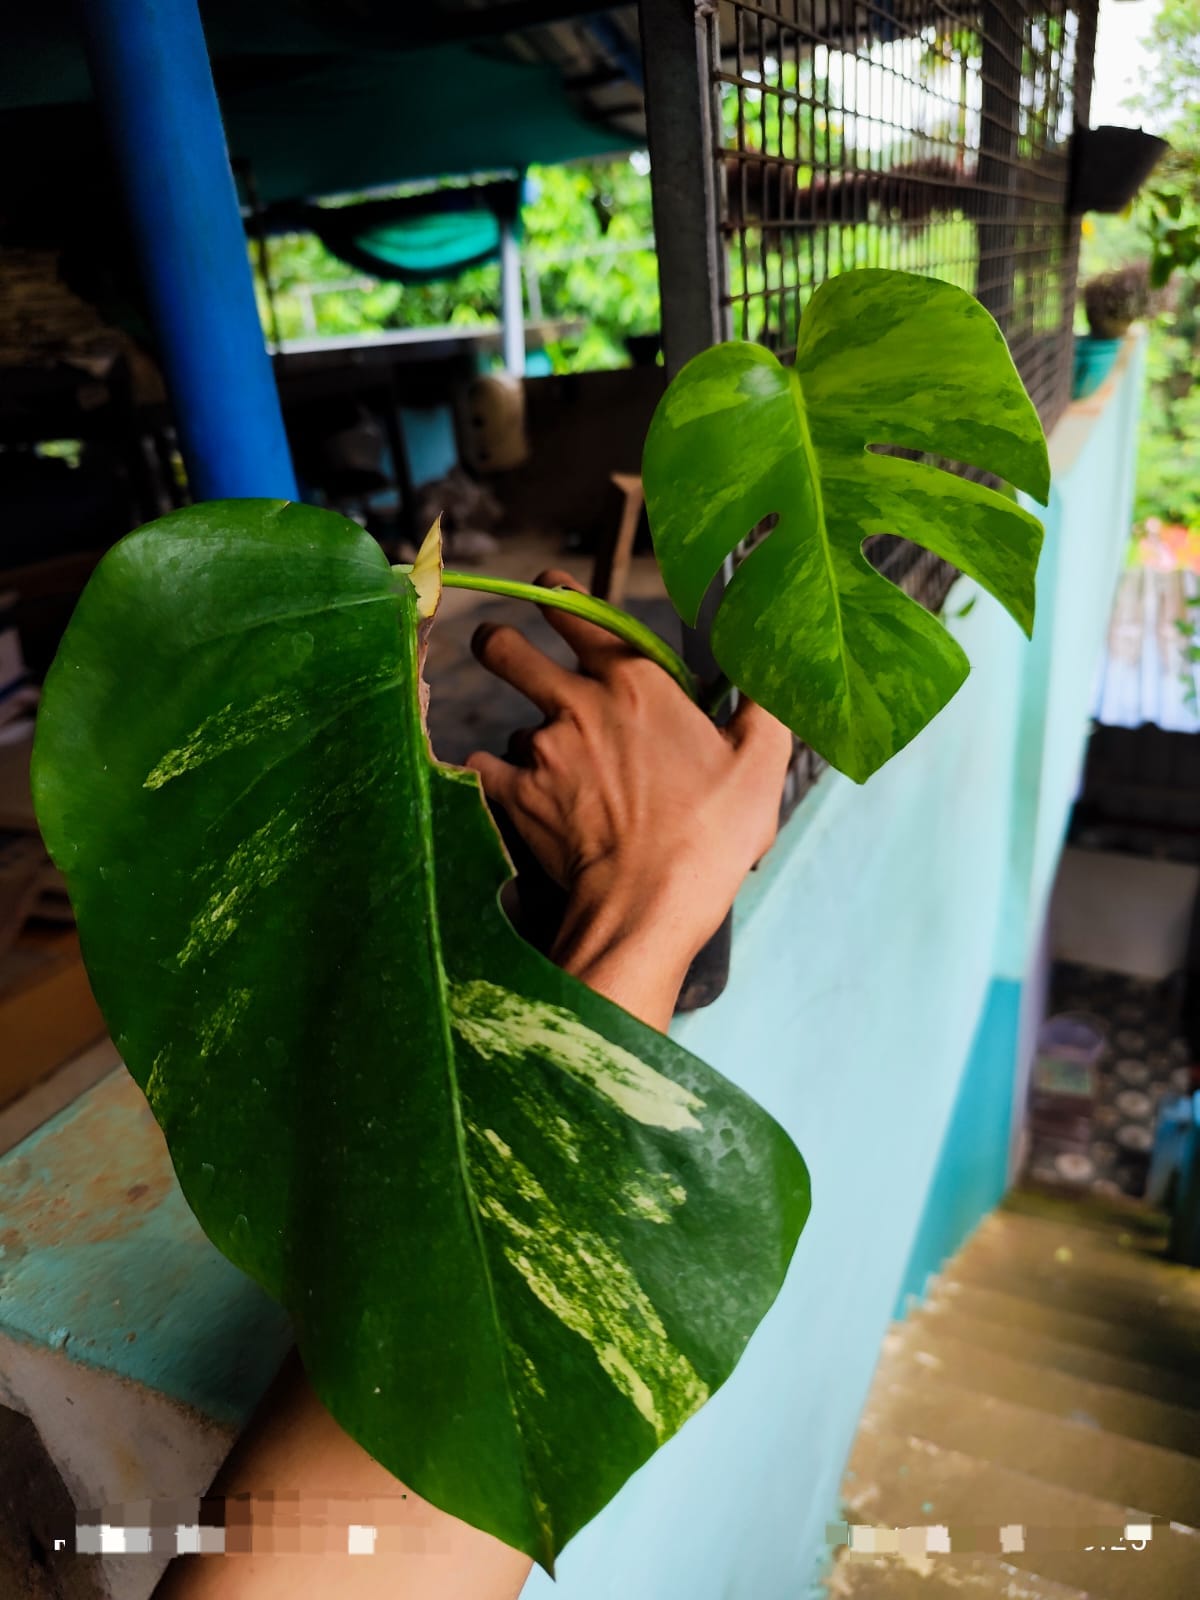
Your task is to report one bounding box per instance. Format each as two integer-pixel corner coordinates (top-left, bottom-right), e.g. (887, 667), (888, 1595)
(32, 501), (809, 1569)
(643, 269), (1051, 783)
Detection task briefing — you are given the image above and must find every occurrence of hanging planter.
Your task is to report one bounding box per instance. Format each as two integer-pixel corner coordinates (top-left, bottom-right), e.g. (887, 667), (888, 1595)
(1069, 125), (1169, 215)
(1072, 265), (1154, 400)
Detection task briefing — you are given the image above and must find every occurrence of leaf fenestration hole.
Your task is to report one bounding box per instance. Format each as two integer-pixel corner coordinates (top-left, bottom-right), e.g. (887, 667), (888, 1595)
(735, 511), (779, 562)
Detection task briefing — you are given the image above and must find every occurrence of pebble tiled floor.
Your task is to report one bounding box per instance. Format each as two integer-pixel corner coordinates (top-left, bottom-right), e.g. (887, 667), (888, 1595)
(1026, 961), (1194, 1199)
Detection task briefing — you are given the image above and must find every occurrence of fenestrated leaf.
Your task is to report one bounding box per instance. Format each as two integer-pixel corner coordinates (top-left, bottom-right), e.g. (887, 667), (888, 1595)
(643, 268), (1051, 783)
(31, 500), (809, 1569)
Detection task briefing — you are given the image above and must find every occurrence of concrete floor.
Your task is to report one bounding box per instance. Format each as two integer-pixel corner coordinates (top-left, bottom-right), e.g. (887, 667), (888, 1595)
(1024, 961), (1193, 1200)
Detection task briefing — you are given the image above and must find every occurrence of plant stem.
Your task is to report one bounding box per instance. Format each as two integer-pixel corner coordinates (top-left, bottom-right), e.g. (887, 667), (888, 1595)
(704, 674), (736, 719)
(393, 565), (700, 702)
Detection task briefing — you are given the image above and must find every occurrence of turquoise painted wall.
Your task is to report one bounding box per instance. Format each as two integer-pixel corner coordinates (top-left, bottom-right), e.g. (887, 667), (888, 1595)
(526, 343), (1144, 1600)
(893, 976), (1023, 1316)
(998, 339), (1146, 981)
(0, 348), (1143, 1600)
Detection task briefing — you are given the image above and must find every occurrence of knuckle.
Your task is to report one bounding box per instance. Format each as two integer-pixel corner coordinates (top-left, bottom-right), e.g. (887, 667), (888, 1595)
(535, 567), (575, 590)
(603, 652), (636, 686)
(606, 653), (655, 701)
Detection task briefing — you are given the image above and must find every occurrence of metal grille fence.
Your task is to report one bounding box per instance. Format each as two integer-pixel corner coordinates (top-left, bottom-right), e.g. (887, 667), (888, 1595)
(652, 0), (1097, 813)
(707, 0), (1095, 413)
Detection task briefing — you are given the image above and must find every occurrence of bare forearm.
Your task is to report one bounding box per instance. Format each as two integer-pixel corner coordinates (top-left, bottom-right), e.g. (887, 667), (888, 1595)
(154, 1355), (531, 1599)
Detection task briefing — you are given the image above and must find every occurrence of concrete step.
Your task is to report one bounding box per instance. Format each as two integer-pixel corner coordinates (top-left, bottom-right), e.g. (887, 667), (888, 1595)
(955, 1220), (1200, 1323)
(926, 1278), (1200, 1378)
(941, 1258), (1200, 1358)
(828, 1549), (1087, 1598)
(842, 1422), (1200, 1599)
(1001, 1186), (1171, 1246)
(891, 1320), (1200, 1456)
(970, 1207), (1192, 1289)
(863, 1366), (1200, 1526)
(914, 1298), (1200, 1412)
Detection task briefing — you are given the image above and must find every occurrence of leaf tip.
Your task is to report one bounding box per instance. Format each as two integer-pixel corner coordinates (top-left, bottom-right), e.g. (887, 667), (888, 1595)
(1029, 456), (1052, 508)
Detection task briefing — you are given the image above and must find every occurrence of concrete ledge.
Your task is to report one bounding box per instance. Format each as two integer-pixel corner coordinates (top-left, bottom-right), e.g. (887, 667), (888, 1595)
(0, 1069), (292, 1598)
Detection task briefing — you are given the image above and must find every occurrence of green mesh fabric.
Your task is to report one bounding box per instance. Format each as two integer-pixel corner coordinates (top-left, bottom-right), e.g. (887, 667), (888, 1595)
(357, 212), (499, 275)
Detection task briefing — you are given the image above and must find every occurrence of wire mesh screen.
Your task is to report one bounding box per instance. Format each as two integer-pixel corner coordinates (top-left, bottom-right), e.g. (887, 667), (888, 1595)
(707, 0), (1094, 404)
(690, 0), (1097, 811)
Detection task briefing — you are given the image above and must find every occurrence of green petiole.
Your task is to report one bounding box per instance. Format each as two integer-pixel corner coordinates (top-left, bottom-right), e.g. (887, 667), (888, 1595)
(393, 564), (700, 704)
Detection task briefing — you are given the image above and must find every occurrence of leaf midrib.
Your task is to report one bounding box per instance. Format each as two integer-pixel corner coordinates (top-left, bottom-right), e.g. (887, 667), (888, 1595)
(785, 365), (852, 706)
(402, 604), (545, 1558)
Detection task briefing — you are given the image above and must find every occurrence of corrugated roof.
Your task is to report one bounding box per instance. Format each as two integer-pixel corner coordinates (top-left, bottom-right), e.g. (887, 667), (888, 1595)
(1095, 564), (1200, 736)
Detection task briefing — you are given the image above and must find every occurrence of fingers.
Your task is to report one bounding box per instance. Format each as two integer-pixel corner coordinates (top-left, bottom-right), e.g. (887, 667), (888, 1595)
(464, 750), (522, 812)
(472, 622), (578, 716)
(533, 568), (632, 676)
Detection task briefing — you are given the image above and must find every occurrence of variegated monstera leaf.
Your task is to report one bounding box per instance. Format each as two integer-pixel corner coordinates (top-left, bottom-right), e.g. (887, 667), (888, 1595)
(32, 501), (809, 1570)
(643, 269), (1051, 782)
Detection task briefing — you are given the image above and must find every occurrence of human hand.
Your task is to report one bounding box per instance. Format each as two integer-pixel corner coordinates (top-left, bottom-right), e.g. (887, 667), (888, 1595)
(465, 572), (793, 1029)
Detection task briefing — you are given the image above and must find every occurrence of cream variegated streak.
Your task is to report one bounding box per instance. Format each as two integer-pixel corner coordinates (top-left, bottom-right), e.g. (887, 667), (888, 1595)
(175, 809), (303, 966)
(174, 754), (396, 970)
(466, 1121), (709, 1443)
(450, 980), (705, 1132)
(142, 666), (400, 792)
(451, 979), (706, 1454)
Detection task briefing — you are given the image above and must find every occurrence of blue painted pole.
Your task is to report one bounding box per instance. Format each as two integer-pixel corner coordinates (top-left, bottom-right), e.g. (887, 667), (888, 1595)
(78, 0), (298, 501)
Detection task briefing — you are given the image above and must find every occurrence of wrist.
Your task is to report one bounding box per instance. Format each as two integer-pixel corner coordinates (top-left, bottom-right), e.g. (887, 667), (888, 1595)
(550, 861), (720, 1030)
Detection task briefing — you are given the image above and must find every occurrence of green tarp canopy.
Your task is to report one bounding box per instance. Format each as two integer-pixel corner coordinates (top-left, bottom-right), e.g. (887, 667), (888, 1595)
(267, 181), (523, 284)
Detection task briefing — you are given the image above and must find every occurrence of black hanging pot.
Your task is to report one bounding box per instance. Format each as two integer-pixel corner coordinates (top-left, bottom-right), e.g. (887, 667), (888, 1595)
(1069, 125), (1169, 215)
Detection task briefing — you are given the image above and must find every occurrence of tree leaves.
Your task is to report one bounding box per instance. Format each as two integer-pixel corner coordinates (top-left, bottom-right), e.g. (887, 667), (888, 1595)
(643, 269), (1051, 783)
(31, 500), (809, 1569)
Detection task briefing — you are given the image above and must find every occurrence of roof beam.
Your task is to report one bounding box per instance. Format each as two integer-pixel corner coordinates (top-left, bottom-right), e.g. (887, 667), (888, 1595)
(357, 1), (630, 53)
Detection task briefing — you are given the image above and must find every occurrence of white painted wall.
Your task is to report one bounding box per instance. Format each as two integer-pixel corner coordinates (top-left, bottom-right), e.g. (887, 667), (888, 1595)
(1051, 846), (1200, 980)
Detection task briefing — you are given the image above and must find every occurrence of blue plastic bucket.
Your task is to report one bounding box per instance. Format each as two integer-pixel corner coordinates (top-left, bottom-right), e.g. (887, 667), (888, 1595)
(1072, 336), (1122, 399)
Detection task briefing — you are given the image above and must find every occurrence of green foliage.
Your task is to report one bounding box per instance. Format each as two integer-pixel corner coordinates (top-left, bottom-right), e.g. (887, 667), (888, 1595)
(522, 160), (659, 371)
(643, 270), (1049, 783)
(1144, 181), (1200, 290)
(1134, 303), (1200, 527)
(1128, 0), (1200, 143)
(1082, 0), (1200, 535)
(254, 223), (501, 342)
(31, 500), (808, 1570)
(252, 159), (659, 372)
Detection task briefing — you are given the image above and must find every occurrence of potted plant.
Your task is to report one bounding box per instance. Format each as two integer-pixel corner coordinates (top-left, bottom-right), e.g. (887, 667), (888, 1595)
(32, 268), (1049, 1570)
(1074, 263), (1153, 398)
